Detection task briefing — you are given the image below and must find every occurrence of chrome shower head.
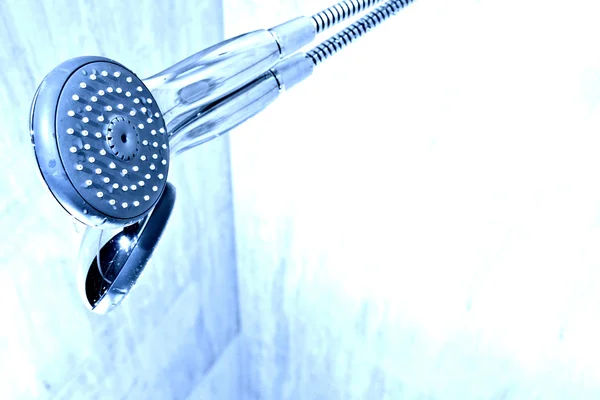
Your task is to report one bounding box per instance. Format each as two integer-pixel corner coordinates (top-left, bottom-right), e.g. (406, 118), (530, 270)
(30, 56), (170, 228)
(28, 0), (415, 314)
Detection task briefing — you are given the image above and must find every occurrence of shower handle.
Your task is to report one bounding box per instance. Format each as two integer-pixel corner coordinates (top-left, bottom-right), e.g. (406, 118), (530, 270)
(143, 17), (316, 137)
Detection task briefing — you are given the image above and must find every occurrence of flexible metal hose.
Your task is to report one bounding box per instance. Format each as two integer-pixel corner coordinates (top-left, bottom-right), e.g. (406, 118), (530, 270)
(311, 0), (386, 34)
(307, 0), (415, 66)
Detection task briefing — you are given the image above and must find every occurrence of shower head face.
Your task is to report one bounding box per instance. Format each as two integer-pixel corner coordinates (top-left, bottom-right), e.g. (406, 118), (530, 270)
(31, 56), (170, 227)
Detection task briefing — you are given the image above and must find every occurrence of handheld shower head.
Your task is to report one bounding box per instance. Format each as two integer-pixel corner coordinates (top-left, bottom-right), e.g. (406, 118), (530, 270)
(30, 0), (415, 313)
(30, 56), (170, 228)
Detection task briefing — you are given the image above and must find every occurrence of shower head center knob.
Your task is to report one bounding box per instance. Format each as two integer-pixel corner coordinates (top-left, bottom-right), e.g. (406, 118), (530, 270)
(107, 117), (140, 161)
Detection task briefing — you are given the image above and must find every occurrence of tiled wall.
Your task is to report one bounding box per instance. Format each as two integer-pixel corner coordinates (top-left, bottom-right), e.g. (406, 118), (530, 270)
(225, 0), (600, 399)
(0, 1), (240, 399)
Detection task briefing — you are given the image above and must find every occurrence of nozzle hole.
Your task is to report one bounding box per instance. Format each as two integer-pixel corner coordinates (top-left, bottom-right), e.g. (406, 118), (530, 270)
(121, 134), (127, 143)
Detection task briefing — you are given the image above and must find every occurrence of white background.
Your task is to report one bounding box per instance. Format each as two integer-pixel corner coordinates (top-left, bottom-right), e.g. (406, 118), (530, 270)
(226, 0), (600, 398)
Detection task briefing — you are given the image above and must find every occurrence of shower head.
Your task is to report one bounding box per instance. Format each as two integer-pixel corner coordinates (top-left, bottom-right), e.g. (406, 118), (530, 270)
(29, 0), (415, 313)
(30, 56), (170, 228)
